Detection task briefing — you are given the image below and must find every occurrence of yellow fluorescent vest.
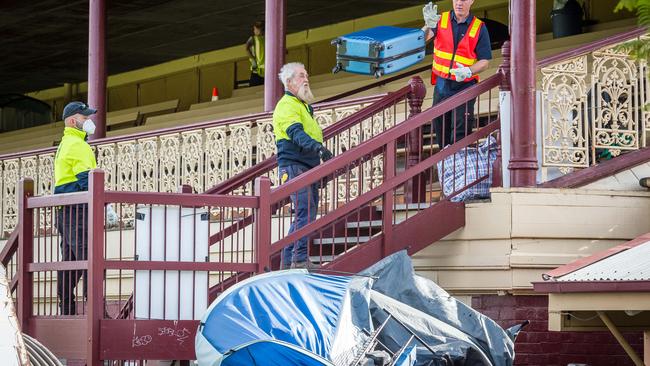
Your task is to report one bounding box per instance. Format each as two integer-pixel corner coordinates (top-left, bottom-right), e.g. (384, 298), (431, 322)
(273, 94), (322, 143)
(54, 127), (97, 188)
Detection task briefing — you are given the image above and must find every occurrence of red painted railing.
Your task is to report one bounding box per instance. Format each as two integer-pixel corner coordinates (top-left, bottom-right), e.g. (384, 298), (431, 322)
(261, 73), (502, 271)
(205, 79), (418, 196)
(3, 25), (648, 364)
(3, 70), (502, 364)
(537, 26), (647, 68)
(10, 171), (260, 363)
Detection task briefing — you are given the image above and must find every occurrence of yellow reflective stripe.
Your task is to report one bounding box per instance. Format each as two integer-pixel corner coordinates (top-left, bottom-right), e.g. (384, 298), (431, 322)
(434, 48), (453, 61)
(433, 62), (450, 74)
(440, 12), (449, 29)
(433, 49), (476, 66)
(468, 18), (482, 38)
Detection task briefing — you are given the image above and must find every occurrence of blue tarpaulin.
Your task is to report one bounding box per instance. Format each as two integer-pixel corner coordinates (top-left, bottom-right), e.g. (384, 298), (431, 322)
(196, 252), (518, 366)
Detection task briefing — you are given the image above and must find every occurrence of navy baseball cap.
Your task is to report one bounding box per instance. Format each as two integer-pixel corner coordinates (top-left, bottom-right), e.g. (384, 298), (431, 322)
(62, 101), (97, 120)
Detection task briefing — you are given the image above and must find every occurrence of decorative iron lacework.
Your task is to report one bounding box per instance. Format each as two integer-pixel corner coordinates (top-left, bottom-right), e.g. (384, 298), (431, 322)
(540, 34), (649, 179)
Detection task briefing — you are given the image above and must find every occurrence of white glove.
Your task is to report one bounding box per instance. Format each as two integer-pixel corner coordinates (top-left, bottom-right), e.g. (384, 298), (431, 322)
(450, 62), (473, 82)
(106, 204), (119, 227)
(422, 2), (441, 29)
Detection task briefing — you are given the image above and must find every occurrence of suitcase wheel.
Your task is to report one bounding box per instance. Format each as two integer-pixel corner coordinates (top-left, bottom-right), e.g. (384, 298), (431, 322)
(332, 63), (342, 74)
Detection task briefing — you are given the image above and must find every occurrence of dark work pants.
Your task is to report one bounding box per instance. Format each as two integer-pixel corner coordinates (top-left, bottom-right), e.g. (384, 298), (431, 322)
(56, 204), (88, 315)
(249, 72), (265, 86)
(433, 84), (477, 149)
(279, 164), (319, 268)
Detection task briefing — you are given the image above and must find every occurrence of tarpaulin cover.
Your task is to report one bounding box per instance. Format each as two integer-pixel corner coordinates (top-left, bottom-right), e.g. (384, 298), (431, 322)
(196, 251), (517, 366)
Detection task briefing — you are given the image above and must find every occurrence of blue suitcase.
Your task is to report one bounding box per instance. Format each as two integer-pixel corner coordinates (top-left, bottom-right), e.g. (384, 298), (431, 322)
(332, 26), (426, 78)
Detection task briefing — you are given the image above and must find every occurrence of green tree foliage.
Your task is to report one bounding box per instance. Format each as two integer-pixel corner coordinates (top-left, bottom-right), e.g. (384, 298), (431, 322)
(614, 0), (650, 62)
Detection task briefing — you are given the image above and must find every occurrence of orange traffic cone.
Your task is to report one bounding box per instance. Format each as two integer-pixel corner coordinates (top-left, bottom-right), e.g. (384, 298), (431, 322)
(211, 87), (219, 101)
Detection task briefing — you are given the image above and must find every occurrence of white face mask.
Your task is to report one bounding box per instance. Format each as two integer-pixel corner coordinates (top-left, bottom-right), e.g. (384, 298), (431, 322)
(83, 119), (96, 135)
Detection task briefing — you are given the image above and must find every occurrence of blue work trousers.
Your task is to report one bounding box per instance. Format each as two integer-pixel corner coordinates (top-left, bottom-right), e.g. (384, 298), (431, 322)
(279, 164), (319, 267)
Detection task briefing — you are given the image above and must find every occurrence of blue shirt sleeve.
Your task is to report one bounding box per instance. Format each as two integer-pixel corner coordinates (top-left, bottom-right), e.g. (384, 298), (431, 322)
(286, 123), (323, 153)
(475, 23), (492, 61)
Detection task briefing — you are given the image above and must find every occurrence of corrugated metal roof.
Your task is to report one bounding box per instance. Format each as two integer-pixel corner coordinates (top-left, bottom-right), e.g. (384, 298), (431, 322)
(555, 240), (650, 282)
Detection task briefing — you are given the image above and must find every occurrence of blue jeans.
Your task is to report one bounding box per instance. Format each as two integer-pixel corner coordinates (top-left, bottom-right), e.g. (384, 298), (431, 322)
(279, 164), (319, 267)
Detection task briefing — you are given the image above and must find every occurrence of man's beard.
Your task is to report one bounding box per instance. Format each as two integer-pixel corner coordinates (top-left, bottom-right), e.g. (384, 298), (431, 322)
(297, 83), (314, 103)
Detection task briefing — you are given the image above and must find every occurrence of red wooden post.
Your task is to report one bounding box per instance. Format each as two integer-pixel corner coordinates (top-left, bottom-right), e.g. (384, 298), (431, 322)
(405, 76), (427, 203)
(264, 0), (286, 111)
(382, 141), (396, 257)
(509, 0), (539, 186)
(17, 178), (34, 334)
(88, 0), (107, 140)
(255, 177), (272, 272)
(492, 41), (511, 188)
(178, 184), (193, 194)
(87, 170), (105, 365)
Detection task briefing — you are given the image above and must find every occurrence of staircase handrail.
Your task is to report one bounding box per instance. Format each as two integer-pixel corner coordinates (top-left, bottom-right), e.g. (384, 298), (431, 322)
(537, 26), (647, 68)
(266, 73), (502, 254)
(205, 82), (415, 195)
(0, 228), (19, 293)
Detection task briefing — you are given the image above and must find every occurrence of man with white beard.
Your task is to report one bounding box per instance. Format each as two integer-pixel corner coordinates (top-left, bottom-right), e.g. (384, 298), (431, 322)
(273, 62), (333, 269)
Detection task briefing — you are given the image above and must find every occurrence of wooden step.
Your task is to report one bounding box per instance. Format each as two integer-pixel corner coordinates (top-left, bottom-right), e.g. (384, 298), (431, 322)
(312, 236), (372, 245)
(345, 220), (383, 229)
(375, 203), (432, 212)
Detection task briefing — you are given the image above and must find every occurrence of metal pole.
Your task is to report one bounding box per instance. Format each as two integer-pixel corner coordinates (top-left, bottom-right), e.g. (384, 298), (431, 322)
(508, 0), (538, 186)
(597, 311), (645, 366)
(264, 0), (286, 111)
(88, 0), (107, 140)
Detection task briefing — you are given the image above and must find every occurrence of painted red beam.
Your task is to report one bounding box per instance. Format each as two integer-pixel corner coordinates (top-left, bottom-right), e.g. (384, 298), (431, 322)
(540, 147), (650, 189)
(27, 191), (89, 208)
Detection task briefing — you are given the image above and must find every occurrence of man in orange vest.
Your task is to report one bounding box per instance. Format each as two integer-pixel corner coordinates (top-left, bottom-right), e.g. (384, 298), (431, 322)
(422, 0), (492, 148)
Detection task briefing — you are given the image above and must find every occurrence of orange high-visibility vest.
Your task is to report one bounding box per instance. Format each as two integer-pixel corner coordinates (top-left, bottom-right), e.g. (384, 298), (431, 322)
(431, 12), (483, 85)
